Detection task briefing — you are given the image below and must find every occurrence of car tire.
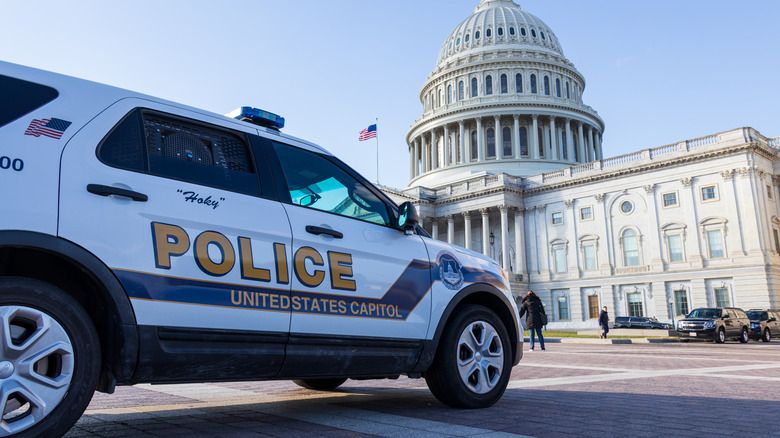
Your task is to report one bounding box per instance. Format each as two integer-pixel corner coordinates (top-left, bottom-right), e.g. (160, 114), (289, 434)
(739, 327), (749, 343)
(0, 277), (100, 438)
(763, 329), (771, 343)
(291, 378), (348, 391)
(715, 328), (726, 344)
(424, 304), (512, 409)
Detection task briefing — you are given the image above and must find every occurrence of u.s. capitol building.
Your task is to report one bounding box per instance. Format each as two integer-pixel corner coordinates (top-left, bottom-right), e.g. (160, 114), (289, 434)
(382, 0), (780, 329)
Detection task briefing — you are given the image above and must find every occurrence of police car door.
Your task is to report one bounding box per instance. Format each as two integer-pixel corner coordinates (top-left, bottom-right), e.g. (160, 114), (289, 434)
(57, 100), (291, 379)
(267, 139), (432, 376)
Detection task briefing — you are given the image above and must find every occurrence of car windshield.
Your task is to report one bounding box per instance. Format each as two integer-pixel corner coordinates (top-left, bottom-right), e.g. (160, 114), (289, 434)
(688, 308), (721, 318)
(745, 311), (766, 320)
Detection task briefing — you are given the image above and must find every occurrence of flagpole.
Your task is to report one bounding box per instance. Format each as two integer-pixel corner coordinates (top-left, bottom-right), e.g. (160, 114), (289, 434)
(375, 118), (379, 184)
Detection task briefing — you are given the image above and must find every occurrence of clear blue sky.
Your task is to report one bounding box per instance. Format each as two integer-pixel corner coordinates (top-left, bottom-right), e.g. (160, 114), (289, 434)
(2, 1), (778, 189)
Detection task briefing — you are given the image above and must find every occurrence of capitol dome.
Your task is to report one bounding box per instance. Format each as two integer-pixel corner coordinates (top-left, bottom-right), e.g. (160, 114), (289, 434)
(407, 0), (605, 188)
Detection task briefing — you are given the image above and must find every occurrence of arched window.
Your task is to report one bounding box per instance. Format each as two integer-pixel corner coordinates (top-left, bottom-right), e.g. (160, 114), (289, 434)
(566, 82), (570, 99)
(500, 74), (507, 93)
(530, 74), (537, 94)
(486, 28), (492, 38)
(447, 85), (452, 104)
(541, 31), (546, 40)
(519, 127), (528, 155)
(502, 127), (512, 157)
(498, 27), (504, 36)
(521, 27), (527, 36)
(555, 78), (561, 97)
(475, 30), (481, 40)
(465, 33), (470, 43)
(486, 128), (496, 158)
(531, 29), (537, 38)
(458, 81), (464, 100)
(562, 135), (567, 160)
(471, 78), (478, 97)
(538, 127), (544, 157)
(622, 229), (640, 266)
(470, 130), (478, 160)
(544, 76), (550, 95)
(456, 37), (461, 46)
(572, 136), (578, 161)
(515, 74), (523, 93)
(485, 75), (493, 95)
(509, 27), (515, 36)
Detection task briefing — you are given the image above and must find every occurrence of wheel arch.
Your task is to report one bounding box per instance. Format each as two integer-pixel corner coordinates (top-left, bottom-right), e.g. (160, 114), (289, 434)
(0, 230), (138, 390)
(415, 283), (521, 373)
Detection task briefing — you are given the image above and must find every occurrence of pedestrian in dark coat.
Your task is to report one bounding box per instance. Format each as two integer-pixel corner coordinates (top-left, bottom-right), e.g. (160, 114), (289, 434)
(598, 306), (610, 339)
(518, 290), (546, 351)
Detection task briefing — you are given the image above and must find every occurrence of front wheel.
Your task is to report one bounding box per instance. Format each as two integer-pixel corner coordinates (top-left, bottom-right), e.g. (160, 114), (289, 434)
(0, 277), (100, 438)
(763, 329), (771, 342)
(739, 328), (749, 343)
(291, 378), (347, 391)
(425, 305), (512, 409)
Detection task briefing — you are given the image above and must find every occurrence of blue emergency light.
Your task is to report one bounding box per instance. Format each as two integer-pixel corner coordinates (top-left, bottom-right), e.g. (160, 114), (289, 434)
(228, 106), (285, 130)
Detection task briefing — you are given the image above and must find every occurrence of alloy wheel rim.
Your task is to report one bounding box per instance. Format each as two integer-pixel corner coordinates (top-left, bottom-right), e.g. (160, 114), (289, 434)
(456, 320), (503, 394)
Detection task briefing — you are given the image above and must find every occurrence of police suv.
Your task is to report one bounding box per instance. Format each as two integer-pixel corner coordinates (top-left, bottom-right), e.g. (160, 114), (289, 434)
(0, 61), (522, 437)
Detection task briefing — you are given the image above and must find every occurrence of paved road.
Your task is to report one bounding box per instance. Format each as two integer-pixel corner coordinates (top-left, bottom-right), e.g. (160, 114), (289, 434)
(66, 340), (780, 437)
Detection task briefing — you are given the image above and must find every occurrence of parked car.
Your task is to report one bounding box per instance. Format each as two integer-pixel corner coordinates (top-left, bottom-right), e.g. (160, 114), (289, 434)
(745, 309), (780, 342)
(613, 316), (673, 329)
(676, 307), (751, 343)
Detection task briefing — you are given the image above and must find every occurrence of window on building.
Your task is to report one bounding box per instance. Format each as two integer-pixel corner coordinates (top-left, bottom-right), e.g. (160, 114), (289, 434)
(458, 81), (464, 100)
(519, 126), (528, 155)
(622, 229), (639, 266)
(562, 135), (568, 160)
(530, 74), (537, 94)
(768, 184), (774, 200)
(668, 234), (684, 262)
(456, 37), (461, 46)
(588, 295), (599, 319)
(465, 33), (470, 43)
(471, 78), (478, 97)
(515, 74), (523, 93)
(566, 82), (570, 99)
(475, 30), (481, 40)
(663, 192), (678, 207)
(620, 201), (633, 214)
(674, 289), (689, 316)
(553, 246), (566, 273)
(558, 296), (570, 320)
(543, 76), (550, 95)
(707, 229), (724, 258)
(701, 185), (717, 201)
(556, 78), (561, 97)
(500, 74), (508, 93)
(627, 292), (644, 317)
(531, 29), (537, 38)
(486, 128), (496, 158)
(583, 244), (596, 271)
(485, 75), (493, 95)
(470, 130), (478, 161)
(447, 85), (452, 104)
(498, 27), (504, 36)
(774, 229), (780, 253)
(580, 206), (593, 221)
(551, 211), (563, 225)
(714, 287), (730, 307)
(521, 27), (527, 36)
(541, 31), (546, 40)
(509, 27), (515, 36)
(538, 127), (544, 157)
(486, 28), (492, 38)
(502, 127), (512, 157)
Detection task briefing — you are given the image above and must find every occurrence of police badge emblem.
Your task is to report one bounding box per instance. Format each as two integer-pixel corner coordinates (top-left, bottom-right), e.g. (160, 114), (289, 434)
(437, 251), (464, 290)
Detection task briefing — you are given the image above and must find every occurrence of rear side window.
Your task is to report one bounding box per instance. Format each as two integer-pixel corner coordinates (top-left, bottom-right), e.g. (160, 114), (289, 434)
(98, 108), (259, 196)
(0, 74), (59, 127)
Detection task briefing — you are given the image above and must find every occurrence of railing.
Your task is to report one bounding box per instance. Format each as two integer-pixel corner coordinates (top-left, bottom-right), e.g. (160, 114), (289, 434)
(769, 137), (780, 150)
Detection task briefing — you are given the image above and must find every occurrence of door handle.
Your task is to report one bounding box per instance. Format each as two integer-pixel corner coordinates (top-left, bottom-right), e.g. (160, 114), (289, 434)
(305, 225), (343, 239)
(87, 184), (148, 202)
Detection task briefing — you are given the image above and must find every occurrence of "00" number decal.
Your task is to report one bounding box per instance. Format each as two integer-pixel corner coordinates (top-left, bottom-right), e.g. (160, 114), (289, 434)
(0, 156), (24, 172)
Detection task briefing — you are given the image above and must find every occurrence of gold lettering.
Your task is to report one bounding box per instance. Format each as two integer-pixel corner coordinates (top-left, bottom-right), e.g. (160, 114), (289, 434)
(231, 290), (241, 305)
(152, 222), (190, 269)
(194, 231), (235, 276)
(238, 237), (271, 282)
(294, 247), (325, 287)
(274, 243), (289, 284)
(328, 251), (356, 291)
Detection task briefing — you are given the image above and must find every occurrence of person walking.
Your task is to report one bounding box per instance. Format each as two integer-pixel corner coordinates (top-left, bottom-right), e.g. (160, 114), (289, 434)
(519, 290), (546, 351)
(598, 306), (610, 339)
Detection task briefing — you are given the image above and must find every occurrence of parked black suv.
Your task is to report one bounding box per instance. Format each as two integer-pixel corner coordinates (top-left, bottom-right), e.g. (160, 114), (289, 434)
(613, 316), (673, 329)
(676, 308), (751, 343)
(745, 309), (780, 342)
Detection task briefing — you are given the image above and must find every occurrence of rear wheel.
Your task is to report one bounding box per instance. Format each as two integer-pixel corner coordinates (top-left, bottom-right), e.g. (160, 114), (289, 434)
(0, 277), (100, 438)
(425, 305), (512, 409)
(715, 328), (726, 344)
(739, 327), (749, 343)
(292, 378), (347, 391)
(763, 329), (771, 343)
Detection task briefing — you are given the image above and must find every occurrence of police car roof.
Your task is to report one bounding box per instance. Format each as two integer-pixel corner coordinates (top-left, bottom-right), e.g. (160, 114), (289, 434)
(0, 61), (332, 156)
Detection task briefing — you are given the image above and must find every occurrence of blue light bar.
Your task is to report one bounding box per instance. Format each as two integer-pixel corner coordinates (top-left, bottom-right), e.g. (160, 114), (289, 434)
(227, 106), (285, 130)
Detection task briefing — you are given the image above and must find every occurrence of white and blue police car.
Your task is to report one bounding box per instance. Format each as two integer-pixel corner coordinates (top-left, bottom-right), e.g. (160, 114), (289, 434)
(0, 61), (522, 437)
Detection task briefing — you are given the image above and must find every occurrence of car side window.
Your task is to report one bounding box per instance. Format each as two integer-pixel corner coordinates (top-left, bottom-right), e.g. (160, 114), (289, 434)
(272, 141), (391, 226)
(98, 108), (260, 196)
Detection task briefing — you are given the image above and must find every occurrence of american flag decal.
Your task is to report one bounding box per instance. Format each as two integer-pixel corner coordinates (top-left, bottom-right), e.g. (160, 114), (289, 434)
(24, 118), (72, 139)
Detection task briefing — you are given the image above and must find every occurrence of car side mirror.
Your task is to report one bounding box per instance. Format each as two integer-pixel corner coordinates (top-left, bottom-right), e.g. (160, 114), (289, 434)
(397, 201), (419, 235)
(722, 315), (730, 319)
(769, 318), (777, 322)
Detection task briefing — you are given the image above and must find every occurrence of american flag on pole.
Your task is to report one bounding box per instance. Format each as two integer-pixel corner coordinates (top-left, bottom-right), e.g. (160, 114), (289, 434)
(358, 124), (377, 141)
(24, 118), (72, 139)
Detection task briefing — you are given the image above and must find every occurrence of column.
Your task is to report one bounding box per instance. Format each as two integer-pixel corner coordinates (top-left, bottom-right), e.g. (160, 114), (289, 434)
(565, 119), (575, 163)
(447, 215), (455, 244)
(542, 122), (549, 159)
(421, 135), (428, 173)
(577, 122), (585, 163)
(476, 117), (485, 162)
(495, 116), (503, 160)
(531, 115), (540, 160)
(549, 116), (558, 160)
(413, 138), (419, 178)
(587, 126), (595, 162)
(463, 211), (472, 250)
(643, 184), (663, 268)
(459, 121), (466, 164)
(513, 115), (520, 159)
(443, 125), (450, 167)
(432, 220), (439, 240)
(514, 208), (525, 275)
(431, 129), (438, 170)
(481, 208), (490, 257)
(500, 205), (509, 271)
(680, 177), (703, 267)
(596, 132), (603, 160)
